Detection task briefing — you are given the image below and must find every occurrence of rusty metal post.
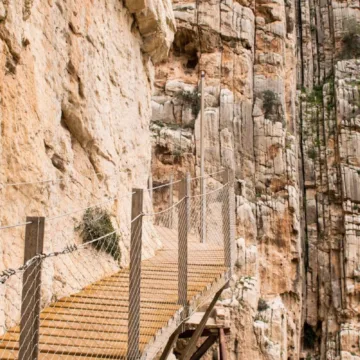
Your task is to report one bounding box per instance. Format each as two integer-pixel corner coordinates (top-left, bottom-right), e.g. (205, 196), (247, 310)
(200, 71), (206, 243)
(222, 169), (234, 275)
(19, 217), (45, 360)
(148, 175), (153, 207)
(128, 189), (143, 360)
(219, 328), (227, 360)
(169, 174), (174, 229)
(178, 173), (190, 307)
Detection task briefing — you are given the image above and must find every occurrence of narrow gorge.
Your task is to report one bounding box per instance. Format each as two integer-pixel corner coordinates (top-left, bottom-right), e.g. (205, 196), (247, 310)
(0, 0), (359, 359)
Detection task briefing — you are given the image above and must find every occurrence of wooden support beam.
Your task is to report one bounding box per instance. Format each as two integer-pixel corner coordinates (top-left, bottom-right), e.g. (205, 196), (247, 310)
(178, 173), (190, 307)
(159, 324), (185, 360)
(200, 176), (206, 243)
(222, 169), (231, 271)
(148, 176), (153, 207)
(19, 217), (45, 360)
(179, 282), (229, 360)
(169, 174), (174, 229)
(128, 189), (143, 360)
(190, 335), (218, 360)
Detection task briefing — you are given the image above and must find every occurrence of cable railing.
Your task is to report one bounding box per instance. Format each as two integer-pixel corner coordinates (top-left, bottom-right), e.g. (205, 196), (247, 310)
(0, 169), (235, 360)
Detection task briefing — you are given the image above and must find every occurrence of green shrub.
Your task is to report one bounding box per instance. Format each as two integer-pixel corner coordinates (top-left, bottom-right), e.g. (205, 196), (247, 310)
(340, 18), (360, 59)
(77, 207), (121, 262)
(307, 147), (317, 160)
(307, 85), (323, 104)
(257, 298), (269, 312)
(176, 89), (200, 116)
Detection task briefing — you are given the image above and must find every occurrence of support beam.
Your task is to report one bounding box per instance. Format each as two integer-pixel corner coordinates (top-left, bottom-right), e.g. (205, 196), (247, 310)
(178, 173), (190, 306)
(219, 328), (227, 360)
(200, 71), (206, 244)
(128, 189), (143, 360)
(148, 176), (153, 207)
(190, 335), (218, 360)
(19, 217), (45, 360)
(169, 174), (174, 229)
(179, 282), (229, 360)
(159, 324), (185, 360)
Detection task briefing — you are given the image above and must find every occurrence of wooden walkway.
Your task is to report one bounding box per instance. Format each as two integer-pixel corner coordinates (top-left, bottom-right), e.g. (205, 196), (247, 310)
(0, 233), (226, 359)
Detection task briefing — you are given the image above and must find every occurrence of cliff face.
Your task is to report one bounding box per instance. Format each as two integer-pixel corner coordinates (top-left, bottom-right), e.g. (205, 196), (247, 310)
(0, 0), (175, 331)
(151, 0), (360, 359)
(0, 0), (359, 358)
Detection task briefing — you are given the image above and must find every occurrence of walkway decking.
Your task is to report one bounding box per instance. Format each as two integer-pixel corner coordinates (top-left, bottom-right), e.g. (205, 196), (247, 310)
(0, 234), (226, 359)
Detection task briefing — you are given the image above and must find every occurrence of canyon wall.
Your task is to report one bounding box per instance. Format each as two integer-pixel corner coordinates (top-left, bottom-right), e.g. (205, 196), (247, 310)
(0, 0), (175, 332)
(151, 0), (360, 359)
(0, 0), (359, 358)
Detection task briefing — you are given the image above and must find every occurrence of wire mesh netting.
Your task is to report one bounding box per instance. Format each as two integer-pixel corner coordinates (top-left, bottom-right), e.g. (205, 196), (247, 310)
(0, 172), (233, 360)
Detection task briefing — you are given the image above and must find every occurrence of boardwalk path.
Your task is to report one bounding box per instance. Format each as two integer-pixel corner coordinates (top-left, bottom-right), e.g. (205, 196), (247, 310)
(0, 229), (226, 359)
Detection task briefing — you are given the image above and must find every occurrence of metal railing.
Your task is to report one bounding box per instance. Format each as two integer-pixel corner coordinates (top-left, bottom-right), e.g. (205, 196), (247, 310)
(0, 169), (235, 360)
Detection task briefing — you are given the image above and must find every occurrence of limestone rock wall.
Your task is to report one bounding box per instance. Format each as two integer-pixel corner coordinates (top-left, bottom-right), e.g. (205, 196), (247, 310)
(151, 0), (360, 358)
(0, 0), (174, 333)
(151, 0), (303, 359)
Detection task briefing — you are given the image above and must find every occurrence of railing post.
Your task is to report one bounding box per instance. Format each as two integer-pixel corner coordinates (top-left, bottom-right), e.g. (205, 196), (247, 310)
(148, 175), (153, 207)
(200, 71), (206, 244)
(222, 169), (234, 276)
(168, 174), (174, 229)
(200, 176), (207, 243)
(19, 217), (45, 360)
(128, 189), (143, 360)
(178, 173), (190, 307)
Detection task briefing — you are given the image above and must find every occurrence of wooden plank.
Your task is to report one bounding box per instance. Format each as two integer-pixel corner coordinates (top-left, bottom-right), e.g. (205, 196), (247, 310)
(41, 307), (178, 320)
(2, 332), (153, 349)
(49, 300), (181, 313)
(128, 188), (143, 360)
(41, 313), (169, 332)
(19, 217), (45, 360)
(0, 340), (131, 358)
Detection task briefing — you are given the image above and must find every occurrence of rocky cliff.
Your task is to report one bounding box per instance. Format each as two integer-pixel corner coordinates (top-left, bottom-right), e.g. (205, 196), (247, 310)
(0, 0), (175, 332)
(0, 0), (359, 358)
(151, 0), (360, 359)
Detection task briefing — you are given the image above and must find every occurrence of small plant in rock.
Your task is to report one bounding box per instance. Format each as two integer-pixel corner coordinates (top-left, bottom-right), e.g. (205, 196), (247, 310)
(307, 85), (323, 105)
(307, 147), (317, 160)
(262, 90), (278, 117)
(257, 298), (269, 312)
(176, 89), (201, 116)
(76, 207), (121, 262)
(172, 149), (182, 157)
(254, 313), (268, 323)
(340, 18), (360, 60)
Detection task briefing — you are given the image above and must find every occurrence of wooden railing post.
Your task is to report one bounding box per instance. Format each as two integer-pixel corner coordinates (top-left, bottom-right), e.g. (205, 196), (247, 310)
(168, 174), (174, 229)
(128, 189), (143, 360)
(148, 175), (153, 207)
(200, 176), (206, 243)
(178, 173), (190, 307)
(222, 169), (234, 275)
(19, 217), (45, 360)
